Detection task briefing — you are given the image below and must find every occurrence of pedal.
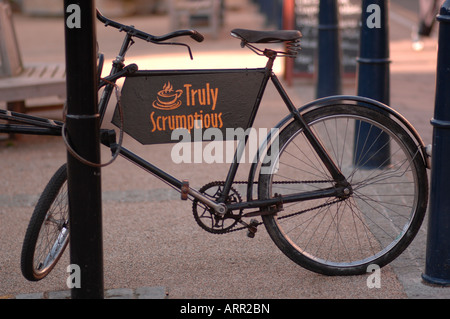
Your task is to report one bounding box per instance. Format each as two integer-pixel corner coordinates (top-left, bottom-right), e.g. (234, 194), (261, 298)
(181, 180), (189, 200)
(247, 219), (259, 238)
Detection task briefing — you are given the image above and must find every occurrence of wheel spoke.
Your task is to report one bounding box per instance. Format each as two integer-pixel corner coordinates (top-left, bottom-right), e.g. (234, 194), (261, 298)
(259, 104), (427, 275)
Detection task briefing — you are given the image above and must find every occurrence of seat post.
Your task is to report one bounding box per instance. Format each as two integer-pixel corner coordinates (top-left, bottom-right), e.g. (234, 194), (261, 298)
(263, 49), (277, 72)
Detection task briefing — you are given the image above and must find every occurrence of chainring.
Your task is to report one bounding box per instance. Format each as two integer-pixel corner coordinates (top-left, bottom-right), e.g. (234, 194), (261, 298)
(192, 181), (243, 234)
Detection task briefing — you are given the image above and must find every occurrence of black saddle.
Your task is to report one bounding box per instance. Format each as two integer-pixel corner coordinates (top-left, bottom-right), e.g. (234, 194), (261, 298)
(231, 28), (302, 44)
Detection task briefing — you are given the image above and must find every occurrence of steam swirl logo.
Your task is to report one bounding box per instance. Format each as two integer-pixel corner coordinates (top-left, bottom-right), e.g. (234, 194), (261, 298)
(153, 82), (183, 110)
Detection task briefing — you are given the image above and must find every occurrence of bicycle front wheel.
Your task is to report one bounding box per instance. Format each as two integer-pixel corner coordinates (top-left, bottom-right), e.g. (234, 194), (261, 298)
(258, 103), (428, 275)
(21, 164), (69, 281)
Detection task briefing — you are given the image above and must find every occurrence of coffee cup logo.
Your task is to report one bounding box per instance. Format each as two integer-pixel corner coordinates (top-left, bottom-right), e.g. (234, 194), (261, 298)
(153, 81), (183, 110)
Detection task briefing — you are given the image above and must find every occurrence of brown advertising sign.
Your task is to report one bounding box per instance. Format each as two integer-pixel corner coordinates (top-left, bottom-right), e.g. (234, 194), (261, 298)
(112, 69), (266, 145)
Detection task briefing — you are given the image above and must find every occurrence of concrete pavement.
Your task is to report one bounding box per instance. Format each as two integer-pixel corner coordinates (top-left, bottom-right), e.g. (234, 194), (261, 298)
(0, 0), (449, 300)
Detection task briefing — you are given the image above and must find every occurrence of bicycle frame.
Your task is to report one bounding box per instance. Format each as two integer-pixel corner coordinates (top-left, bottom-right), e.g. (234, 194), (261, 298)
(17, 9), (433, 281)
(0, 12), (350, 217)
(96, 29), (350, 217)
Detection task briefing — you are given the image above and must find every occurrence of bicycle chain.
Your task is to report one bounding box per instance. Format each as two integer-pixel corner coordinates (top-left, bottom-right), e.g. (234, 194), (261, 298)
(232, 180), (333, 185)
(196, 179), (339, 235)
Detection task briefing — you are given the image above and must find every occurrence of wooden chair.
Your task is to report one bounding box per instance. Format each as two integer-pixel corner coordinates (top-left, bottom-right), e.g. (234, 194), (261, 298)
(0, 1), (65, 114)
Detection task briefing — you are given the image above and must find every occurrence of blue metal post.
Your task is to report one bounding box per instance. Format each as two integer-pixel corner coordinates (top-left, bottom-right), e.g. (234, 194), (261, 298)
(354, 0), (391, 168)
(316, 0), (342, 98)
(423, 0), (450, 286)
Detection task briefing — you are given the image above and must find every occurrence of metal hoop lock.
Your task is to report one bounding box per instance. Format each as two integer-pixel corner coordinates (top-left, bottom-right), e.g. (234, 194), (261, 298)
(63, 113), (104, 166)
(62, 79), (124, 168)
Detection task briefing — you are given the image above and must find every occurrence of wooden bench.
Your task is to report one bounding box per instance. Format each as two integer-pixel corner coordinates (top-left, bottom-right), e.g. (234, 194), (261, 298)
(0, 1), (65, 114)
(168, 0), (222, 39)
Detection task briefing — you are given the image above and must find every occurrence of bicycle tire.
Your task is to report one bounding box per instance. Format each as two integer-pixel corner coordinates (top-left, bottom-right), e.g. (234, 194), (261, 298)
(21, 164), (69, 281)
(258, 103), (428, 276)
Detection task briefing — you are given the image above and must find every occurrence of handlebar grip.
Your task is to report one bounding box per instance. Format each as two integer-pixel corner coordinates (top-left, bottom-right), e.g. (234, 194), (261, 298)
(190, 31), (204, 43)
(97, 8), (205, 44)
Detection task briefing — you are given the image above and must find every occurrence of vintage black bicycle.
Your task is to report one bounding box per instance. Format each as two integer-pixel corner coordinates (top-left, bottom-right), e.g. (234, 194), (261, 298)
(4, 9), (429, 281)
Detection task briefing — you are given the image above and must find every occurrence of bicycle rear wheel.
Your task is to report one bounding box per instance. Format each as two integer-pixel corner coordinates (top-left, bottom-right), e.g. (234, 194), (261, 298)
(21, 164), (69, 281)
(258, 103), (428, 275)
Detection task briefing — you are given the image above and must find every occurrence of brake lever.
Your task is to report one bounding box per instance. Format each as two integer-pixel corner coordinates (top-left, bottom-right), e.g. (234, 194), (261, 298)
(152, 41), (194, 60)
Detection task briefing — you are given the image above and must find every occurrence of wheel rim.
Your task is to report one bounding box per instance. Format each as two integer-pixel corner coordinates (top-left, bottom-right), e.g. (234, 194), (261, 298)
(33, 181), (69, 277)
(266, 113), (422, 269)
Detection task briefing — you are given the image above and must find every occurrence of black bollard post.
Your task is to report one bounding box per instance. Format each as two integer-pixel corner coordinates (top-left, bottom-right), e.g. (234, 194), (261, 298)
(316, 0), (342, 98)
(423, 0), (450, 287)
(64, 0), (104, 298)
(354, 0), (391, 168)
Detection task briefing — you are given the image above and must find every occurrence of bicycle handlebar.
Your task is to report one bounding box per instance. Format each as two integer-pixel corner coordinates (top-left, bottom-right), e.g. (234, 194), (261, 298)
(96, 9), (204, 43)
